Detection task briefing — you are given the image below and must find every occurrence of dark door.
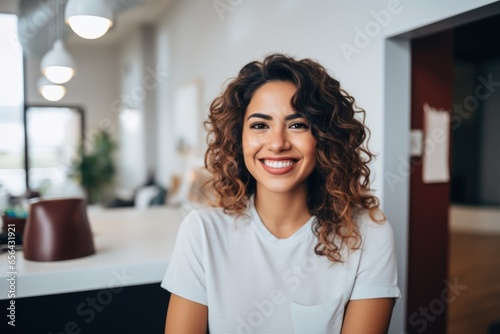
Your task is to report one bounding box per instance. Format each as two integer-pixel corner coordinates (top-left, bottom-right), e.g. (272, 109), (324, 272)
(407, 30), (454, 334)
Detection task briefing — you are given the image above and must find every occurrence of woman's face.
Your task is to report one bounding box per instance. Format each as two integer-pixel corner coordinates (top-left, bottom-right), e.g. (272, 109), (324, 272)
(242, 81), (317, 196)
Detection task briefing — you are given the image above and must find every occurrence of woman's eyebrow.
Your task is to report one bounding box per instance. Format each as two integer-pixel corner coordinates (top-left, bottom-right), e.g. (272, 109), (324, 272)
(284, 113), (302, 121)
(246, 113), (303, 121)
(247, 113), (272, 120)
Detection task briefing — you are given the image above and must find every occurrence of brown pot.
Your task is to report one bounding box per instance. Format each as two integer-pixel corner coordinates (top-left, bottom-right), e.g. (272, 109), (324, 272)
(23, 198), (95, 261)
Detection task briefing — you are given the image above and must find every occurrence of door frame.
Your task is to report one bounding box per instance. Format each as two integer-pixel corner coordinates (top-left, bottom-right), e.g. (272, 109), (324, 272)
(382, 2), (500, 332)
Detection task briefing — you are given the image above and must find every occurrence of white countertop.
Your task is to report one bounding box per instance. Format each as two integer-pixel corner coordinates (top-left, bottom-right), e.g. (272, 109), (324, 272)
(0, 205), (187, 299)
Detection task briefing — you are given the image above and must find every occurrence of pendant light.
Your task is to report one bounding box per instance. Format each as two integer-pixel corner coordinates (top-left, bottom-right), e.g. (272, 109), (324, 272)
(40, 2), (75, 84)
(40, 39), (75, 84)
(38, 76), (66, 102)
(65, 0), (113, 40)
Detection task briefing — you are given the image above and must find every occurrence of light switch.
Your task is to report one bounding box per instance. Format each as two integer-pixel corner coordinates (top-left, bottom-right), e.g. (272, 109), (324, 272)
(410, 129), (423, 157)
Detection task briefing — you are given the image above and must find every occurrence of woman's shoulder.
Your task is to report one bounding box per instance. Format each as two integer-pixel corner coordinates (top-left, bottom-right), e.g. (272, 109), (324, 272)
(341, 208), (397, 263)
(352, 207), (394, 240)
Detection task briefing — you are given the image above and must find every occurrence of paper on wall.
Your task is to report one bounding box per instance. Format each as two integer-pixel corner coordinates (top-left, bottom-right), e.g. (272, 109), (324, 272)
(423, 103), (450, 183)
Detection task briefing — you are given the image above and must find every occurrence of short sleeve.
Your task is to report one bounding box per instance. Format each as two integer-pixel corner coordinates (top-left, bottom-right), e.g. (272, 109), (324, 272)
(161, 211), (208, 305)
(350, 219), (401, 303)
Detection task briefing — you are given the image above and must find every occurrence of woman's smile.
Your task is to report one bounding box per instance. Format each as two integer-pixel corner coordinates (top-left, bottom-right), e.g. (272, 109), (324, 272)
(260, 158), (297, 174)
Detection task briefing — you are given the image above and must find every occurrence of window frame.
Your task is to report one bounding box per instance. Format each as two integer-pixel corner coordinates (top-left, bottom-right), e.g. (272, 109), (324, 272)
(23, 104), (85, 192)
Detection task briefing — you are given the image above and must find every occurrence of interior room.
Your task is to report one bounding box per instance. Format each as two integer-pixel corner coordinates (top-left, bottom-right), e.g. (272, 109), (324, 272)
(447, 14), (500, 334)
(0, 0), (499, 333)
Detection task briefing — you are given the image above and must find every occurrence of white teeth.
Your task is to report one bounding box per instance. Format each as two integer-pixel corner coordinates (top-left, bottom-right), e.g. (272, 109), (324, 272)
(263, 160), (294, 168)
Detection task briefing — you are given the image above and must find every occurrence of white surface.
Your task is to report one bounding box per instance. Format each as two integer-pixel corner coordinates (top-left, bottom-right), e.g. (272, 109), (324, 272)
(0, 206), (186, 299)
(383, 37), (412, 334)
(117, 30), (147, 191)
(423, 103), (450, 183)
(174, 81), (200, 151)
(450, 205), (500, 235)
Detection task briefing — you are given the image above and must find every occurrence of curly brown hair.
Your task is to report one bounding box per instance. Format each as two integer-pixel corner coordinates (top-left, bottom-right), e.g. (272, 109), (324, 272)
(204, 53), (384, 263)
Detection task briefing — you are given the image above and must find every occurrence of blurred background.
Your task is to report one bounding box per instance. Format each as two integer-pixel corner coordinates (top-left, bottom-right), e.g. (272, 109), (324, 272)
(0, 0), (499, 333)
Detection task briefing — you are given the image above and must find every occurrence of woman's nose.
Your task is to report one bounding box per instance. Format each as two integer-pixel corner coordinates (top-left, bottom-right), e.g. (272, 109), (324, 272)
(267, 128), (291, 152)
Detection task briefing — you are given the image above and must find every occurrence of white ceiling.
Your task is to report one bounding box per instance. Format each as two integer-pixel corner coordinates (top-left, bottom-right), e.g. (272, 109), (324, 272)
(3, 0), (173, 57)
(65, 0), (174, 47)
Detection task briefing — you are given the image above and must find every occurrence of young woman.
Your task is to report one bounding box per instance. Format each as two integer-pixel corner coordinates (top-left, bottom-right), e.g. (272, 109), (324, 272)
(162, 54), (400, 334)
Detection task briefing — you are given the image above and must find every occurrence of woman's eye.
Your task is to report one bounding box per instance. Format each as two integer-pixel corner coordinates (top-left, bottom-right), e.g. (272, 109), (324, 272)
(250, 123), (268, 129)
(290, 122), (309, 129)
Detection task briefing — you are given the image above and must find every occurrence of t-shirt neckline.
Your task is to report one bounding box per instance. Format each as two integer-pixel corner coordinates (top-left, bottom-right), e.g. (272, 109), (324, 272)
(248, 195), (316, 247)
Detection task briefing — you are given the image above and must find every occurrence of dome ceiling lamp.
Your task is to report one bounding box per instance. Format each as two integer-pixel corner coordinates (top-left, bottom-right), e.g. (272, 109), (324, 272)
(65, 0), (114, 40)
(40, 1), (75, 84)
(37, 76), (66, 102)
(40, 39), (75, 84)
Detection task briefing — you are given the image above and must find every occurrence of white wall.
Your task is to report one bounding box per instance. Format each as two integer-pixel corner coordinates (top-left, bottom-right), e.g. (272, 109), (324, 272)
(25, 42), (120, 145)
(152, 0), (499, 332)
(116, 28), (147, 190)
(115, 25), (163, 191)
(142, 26), (159, 183)
(450, 205), (500, 234)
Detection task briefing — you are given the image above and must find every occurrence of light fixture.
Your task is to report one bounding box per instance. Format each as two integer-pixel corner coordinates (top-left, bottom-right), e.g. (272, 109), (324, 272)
(37, 77), (66, 102)
(65, 0), (113, 40)
(120, 108), (141, 131)
(40, 39), (75, 84)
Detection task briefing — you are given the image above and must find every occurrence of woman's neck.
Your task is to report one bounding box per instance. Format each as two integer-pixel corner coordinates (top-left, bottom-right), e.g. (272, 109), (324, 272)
(254, 186), (312, 239)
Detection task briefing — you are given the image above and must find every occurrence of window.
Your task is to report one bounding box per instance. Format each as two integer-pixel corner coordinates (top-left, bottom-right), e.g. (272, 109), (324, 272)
(26, 106), (83, 195)
(0, 14), (84, 199)
(0, 13), (25, 196)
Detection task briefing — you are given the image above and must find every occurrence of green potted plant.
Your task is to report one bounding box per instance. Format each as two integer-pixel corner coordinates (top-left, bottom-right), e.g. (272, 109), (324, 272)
(1, 202), (28, 235)
(70, 129), (117, 205)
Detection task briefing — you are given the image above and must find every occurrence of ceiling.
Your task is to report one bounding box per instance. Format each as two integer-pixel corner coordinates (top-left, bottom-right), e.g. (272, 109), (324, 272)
(4, 0), (173, 57)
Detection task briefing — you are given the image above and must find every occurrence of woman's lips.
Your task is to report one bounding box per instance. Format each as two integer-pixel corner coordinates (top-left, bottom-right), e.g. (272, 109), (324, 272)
(259, 159), (297, 175)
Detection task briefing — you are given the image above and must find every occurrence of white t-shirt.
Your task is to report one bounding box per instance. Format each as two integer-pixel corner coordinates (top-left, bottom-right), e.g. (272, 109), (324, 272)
(161, 198), (400, 334)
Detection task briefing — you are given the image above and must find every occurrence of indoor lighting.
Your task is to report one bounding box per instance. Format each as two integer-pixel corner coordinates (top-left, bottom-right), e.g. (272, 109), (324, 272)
(65, 0), (113, 40)
(37, 77), (66, 102)
(40, 39), (75, 84)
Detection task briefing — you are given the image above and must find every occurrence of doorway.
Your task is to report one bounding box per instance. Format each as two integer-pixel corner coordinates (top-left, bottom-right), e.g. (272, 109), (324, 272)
(447, 15), (500, 334)
(383, 2), (500, 333)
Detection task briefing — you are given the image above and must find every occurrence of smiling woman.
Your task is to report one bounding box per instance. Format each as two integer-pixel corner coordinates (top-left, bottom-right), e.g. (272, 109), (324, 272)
(162, 54), (400, 334)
